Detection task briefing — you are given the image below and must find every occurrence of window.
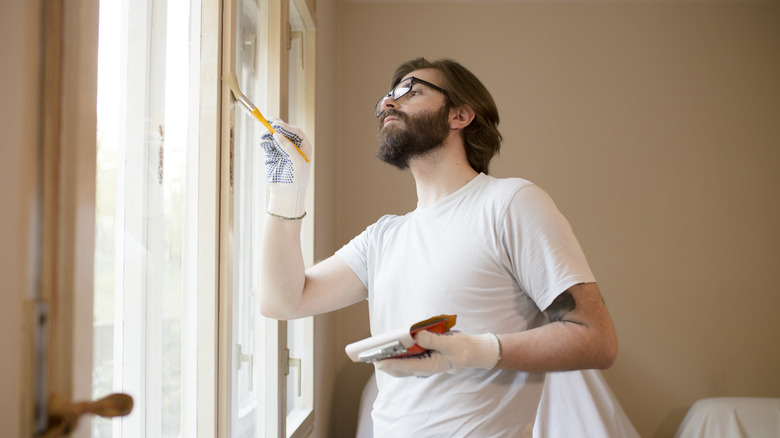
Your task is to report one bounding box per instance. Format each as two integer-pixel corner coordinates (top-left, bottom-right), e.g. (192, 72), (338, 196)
(224, 0), (315, 437)
(92, 0), (214, 435)
(92, 0), (315, 436)
(285, 2), (316, 434)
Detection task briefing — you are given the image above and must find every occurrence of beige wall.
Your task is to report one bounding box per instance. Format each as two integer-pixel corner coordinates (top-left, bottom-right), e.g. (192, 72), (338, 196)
(0, 1), (42, 437)
(3, 1), (778, 437)
(311, 0), (340, 436)
(328, 2), (780, 437)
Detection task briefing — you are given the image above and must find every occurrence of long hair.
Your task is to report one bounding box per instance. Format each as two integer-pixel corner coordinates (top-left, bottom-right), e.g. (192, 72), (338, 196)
(390, 58), (502, 174)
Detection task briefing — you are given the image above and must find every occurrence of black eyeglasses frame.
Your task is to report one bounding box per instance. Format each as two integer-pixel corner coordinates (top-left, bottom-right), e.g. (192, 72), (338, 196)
(374, 76), (448, 118)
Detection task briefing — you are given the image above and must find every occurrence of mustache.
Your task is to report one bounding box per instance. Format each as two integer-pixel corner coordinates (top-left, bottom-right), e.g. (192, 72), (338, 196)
(379, 109), (407, 125)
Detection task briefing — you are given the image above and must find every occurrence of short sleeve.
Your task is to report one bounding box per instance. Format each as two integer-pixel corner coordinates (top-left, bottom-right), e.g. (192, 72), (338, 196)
(336, 227), (371, 290)
(501, 185), (596, 311)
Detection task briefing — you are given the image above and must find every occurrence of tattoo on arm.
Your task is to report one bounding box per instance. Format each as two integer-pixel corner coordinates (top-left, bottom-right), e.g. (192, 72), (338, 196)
(545, 291), (588, 327)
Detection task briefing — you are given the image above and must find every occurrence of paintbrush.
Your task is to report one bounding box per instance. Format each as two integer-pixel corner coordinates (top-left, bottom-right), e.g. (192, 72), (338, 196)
(222, 72), (310, 162)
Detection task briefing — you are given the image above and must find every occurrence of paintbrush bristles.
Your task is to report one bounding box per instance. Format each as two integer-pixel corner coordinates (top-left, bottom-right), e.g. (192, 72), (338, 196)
(222, 73), (255, 112)
(222, 72), (242, 100)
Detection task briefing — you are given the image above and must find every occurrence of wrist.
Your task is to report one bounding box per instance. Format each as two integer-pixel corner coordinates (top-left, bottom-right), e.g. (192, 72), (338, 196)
(267, 211), (306, 221)
(267, 183), (307, 218)
(464, 333), (501, 369)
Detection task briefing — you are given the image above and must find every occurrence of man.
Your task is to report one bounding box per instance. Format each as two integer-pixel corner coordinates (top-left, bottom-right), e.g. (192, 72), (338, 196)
(258, 58), (617, 437)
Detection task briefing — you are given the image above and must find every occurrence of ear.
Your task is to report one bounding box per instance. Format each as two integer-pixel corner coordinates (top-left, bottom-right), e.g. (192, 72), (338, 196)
(449, 104), (475, 130)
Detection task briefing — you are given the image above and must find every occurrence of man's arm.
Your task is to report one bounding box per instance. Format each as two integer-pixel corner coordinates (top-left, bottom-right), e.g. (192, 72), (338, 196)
(496, 282), (617, 371)
(258, 216), (367, 320)
(256, 120), (367, 320)
(374, 282), (616, 377)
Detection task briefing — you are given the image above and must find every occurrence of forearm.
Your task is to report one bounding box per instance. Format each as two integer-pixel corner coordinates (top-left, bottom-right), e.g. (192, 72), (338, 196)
(374, 283), (617, 378)
(258, 215), (306, 319)
(495, 318), (617, 372)
(496, 282), (617, 371)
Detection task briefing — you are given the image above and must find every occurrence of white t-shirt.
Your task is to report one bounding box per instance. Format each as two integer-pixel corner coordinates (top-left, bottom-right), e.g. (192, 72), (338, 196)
(337, 173), (596, 437)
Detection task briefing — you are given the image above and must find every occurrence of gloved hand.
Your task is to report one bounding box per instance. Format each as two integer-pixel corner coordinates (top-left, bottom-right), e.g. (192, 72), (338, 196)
(374, 330), (501, 378)
(260, 120), (312, 219)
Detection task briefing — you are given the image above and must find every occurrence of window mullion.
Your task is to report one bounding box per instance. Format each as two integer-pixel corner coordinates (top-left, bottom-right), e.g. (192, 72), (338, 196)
(184, 0), (220, 435)
(117, 0), (167, 435)
(267, 2), (289, 438)
(218, 1), (238, 436)
(144, 0), (168, 435)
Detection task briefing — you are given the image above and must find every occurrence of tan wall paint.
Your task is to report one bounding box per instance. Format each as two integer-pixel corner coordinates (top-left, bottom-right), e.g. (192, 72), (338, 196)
(312, 0), (339, 437)
(3, 2), (778, 437)
(0, 1), (42, 436)
(330, 2), (780, 437)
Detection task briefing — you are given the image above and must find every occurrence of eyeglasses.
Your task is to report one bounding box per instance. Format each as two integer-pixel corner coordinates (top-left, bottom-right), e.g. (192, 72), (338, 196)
(374, 76), (448, 118)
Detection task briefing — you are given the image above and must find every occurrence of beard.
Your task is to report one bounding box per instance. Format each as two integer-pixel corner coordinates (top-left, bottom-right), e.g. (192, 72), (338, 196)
(376, 104), (451, 170)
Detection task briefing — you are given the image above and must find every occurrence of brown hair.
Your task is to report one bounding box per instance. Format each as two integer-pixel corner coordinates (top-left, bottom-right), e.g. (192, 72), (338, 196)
(390, 58), (502, 174)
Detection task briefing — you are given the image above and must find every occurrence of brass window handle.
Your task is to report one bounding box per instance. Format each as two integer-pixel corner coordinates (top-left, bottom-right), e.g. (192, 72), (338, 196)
(39, 392), (133, 437)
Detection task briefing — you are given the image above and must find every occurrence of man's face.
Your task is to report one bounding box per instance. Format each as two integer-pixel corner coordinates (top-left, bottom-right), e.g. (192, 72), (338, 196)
(376, 69), (451, 169)
(376, 104), (450, 170)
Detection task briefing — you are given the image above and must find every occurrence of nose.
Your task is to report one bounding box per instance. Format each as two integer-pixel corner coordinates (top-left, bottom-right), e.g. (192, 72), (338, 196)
(380, 94), (397, 112)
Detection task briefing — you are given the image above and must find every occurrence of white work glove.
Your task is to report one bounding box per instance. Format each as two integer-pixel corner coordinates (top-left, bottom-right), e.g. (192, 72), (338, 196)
(260, 120), (312, 219)
(374, 331), (501, 378)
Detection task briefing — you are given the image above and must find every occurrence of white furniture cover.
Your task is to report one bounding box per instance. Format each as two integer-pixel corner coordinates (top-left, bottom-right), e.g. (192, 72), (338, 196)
(532, 369), (640, 438)
(675, 397), (780, 438)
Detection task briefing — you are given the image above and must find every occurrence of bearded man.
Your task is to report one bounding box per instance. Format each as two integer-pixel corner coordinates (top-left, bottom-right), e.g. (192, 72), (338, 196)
(257, 57), (617, 437)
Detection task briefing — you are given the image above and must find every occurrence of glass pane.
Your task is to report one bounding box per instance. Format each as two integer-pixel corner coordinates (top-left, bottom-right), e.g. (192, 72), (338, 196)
(93, 0), (201, 436)
(233, 0), (270, 436)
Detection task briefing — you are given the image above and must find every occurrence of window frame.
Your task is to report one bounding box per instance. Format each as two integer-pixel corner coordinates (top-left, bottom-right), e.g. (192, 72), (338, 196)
(90, 0), (221, 435)
(218, 0), (316, 437)
(40, 0), (315, 435)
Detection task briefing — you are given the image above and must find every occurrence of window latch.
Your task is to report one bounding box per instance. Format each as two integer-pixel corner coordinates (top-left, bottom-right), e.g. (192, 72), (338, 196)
(285, 348), (302, 397)
(237, 344), (254, 391)
(287, 22), (304, 69)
